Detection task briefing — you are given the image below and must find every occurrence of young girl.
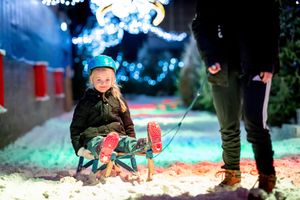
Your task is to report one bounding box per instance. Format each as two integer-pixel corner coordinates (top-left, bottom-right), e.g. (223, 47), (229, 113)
(70, 55), (162, 164)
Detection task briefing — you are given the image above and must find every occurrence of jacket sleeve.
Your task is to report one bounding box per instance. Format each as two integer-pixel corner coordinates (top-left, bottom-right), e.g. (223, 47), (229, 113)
(70, 101), (89, 155)
(119, 98), (136, 138)
(248, 0), (280, 73)
(191, 0), (225, 67)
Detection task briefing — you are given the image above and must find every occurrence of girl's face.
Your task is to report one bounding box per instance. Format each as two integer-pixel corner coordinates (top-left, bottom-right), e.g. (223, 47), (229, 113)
(90, 68), (115, 93)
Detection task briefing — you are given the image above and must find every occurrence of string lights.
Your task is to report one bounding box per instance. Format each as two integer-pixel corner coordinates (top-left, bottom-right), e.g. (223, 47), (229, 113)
(41, 0), (84, 6)
(42, 0), (187, 57)
(82, 53), (184, 86)
(42, 0), (188, 87)
(73, 0), (187, 56)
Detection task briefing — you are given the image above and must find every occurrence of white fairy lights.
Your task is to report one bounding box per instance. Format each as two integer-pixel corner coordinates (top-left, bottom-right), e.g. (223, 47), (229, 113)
(42, 0), (187, 55)
(41, 0), (84, 6)
(73, 0), (187, 56)
(42, 0), (188, 78)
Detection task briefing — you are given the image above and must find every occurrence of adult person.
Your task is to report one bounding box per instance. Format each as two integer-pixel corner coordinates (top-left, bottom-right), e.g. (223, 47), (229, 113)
(191, 0), (280, 194)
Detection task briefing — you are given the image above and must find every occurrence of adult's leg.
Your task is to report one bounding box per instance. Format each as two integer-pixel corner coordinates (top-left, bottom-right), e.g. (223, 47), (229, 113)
(243, 78), (275, 175)
(211, 71), (242, 170)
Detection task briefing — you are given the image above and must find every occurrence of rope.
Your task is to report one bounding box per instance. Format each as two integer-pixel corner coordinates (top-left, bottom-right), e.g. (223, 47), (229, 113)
(117, 75), (208, 159)
(153, 75), (207, 158)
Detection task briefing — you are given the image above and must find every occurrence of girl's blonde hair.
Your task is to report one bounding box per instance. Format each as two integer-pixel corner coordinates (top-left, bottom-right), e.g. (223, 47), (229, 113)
(89, 68), (127, 112)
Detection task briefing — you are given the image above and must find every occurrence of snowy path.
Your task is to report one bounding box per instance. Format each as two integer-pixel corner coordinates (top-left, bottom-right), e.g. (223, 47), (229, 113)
(0, 95), (300, 199)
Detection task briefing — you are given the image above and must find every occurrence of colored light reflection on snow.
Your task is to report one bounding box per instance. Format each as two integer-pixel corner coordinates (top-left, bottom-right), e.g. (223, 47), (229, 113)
(0, 96), (300, 170)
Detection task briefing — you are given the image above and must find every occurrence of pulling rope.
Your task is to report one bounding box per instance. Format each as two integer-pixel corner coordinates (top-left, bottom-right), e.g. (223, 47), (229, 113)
(153, 75), (207, 158)
(118, 75), (208, 159)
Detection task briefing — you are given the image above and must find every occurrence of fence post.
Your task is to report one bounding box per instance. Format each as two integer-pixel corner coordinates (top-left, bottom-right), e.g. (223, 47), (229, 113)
(0, 49), (7, 113)
(33, 62), (49, 101)
(53, 68), (65, 98)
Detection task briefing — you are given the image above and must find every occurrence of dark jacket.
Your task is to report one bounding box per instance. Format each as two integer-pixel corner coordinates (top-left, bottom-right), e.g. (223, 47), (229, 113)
(70, 88), (135, 154)
(192, 0), (280, 85)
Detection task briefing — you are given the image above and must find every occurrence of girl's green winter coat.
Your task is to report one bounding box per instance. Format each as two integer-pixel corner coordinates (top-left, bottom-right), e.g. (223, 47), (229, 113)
(70, 88), (135, 155)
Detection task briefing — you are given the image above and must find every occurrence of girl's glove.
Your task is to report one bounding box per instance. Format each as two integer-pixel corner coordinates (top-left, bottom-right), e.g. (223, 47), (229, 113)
(77, 147), (95, 160)
(136, 138), (148, 150)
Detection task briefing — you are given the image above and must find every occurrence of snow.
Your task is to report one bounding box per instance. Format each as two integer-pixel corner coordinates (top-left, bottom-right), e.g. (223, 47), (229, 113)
(0, 95), (300, 199)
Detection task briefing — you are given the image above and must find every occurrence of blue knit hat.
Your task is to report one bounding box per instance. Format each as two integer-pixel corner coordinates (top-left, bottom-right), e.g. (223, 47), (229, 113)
(87, 55), (116, 75)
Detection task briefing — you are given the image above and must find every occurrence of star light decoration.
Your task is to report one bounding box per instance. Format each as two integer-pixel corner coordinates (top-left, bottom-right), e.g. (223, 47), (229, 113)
(72, 0), (187, 56)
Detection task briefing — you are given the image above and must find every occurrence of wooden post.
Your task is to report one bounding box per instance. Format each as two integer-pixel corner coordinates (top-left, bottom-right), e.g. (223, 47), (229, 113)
(64, 65), (73, 111)
(147, 158), (154, 181)
(104, 160), (114, 177)
(146, 150), (154, 181)
(297, 109), (300, 125)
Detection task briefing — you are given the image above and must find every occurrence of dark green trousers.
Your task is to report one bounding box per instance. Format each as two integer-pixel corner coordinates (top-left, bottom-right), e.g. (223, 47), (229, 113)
(211, 71), (275, 175)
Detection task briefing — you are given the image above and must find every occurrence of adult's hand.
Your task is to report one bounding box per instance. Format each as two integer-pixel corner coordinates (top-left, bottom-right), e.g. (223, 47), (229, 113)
(208, 63), (221, 74)
(260, 72), (273, 84)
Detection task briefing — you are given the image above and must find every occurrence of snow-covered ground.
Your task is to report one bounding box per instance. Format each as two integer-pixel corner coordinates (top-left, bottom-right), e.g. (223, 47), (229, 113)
(0, 95), (299, 199)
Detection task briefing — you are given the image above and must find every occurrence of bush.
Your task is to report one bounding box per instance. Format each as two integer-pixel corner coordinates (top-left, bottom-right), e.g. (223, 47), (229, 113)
(268, 1), (300, 126)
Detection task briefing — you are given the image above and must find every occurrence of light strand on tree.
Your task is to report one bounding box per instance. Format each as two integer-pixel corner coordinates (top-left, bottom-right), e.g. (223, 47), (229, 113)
(82, 53), (185, 86)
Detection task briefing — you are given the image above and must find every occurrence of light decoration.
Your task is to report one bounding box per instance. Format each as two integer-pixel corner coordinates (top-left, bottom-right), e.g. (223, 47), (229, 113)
(41, 0), (84, 6)
(73, 0), (187, 56)
(94, 0), (165, 28)
(117, 55), (185, 86)
(60, 22), (68, 31)
(73, 16), (124, 57)
(82, 53), (185, 86)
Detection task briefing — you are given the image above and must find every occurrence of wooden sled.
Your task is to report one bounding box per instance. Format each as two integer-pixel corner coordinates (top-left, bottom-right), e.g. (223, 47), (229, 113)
(76, 149), (155, 181)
